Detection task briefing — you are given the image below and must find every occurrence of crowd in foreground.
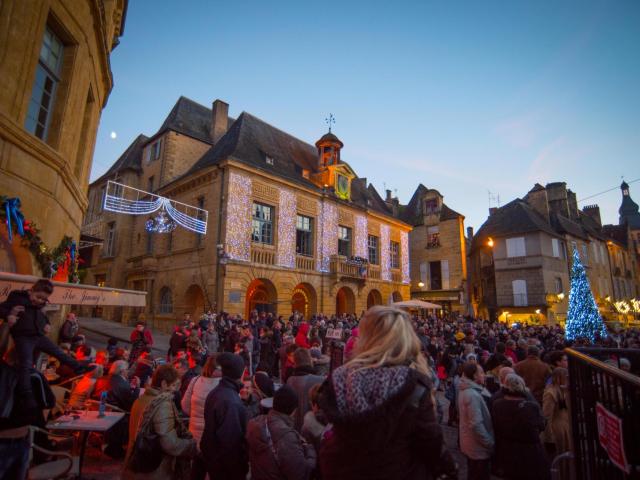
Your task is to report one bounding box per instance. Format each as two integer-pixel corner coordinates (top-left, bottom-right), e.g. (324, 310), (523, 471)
(0, 279), (638, 480)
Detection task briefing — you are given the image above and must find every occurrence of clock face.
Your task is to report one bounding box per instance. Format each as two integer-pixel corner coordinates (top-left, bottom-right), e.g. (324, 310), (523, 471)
(336, 174), (349, 200)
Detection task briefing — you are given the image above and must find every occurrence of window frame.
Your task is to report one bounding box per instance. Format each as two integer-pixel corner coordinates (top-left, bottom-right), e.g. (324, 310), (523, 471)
(390, 240), (400, 269)
(367, 235), (379, 265)
(338, 226), (352, 257)
(251, 202), (275, 245)
(158, 287), (173, 314)
(295, 214), (313, 257)
(103, 222), (116, 257)
(506, 237), (526, 258)
(25, 27), (64, 141)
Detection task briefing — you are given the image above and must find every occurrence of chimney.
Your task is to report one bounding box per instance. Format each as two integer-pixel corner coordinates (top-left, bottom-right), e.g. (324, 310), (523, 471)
(467, 226), (474, 239)
(583, 204), (602, 227)
(546, 182), (569, 218)
(489, 207), (498, 216)
(211, 99), (229, 144)
(385, 189), (392, 202)
(567, 189), (579, 220)
(524, 183), (550, 224)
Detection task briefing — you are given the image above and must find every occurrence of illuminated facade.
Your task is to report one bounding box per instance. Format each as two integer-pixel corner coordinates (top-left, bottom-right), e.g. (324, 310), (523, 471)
(82, 99), (411, 328)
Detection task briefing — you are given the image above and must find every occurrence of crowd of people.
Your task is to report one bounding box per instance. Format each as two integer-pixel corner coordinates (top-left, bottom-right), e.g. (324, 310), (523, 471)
(0, 278), (638, 479)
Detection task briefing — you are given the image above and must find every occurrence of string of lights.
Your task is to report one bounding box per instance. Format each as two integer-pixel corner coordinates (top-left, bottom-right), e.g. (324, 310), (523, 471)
(277, 188), (296, 268)
(401, 230), (410, 283)
(318, 201), (338, 272)
(354, 215), (368, 258)
(226, 173), (252, 261)
(380, 224), (391, 281)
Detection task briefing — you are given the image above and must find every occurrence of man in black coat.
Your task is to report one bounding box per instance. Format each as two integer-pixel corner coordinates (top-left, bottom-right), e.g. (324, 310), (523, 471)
(201, 353), (248, 480)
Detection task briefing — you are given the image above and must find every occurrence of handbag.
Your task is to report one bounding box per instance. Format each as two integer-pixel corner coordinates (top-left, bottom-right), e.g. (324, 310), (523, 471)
(127, 395), (166, 473)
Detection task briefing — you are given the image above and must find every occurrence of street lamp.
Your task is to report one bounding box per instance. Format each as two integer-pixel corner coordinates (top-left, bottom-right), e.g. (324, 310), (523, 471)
(418, 281), (424, 288)
(557, 292), (565, 301)
(487, 237), (494, 247)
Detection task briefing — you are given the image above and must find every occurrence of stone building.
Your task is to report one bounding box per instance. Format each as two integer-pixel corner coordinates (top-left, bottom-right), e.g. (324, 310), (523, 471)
(83, 98), (411, 329)
(400, 185), (467, 314)
(469, 182), (619, 325)
(0, 0), (127, 274)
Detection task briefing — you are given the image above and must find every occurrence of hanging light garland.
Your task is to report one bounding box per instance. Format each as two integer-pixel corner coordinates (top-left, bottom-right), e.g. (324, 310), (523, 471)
(401, 230), (410, 284)
(104, 180), (208, 234)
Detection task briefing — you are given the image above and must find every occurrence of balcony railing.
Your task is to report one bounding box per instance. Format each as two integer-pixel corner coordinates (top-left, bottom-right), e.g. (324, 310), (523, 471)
(391, 270), (402, 283)
(507, 256), (527, 265)
(426, 239), (441, 249)
(368, 264), (381, 280)
(330, 255), (366, 279)
(296, 255), (315, 271)
(251, 245), (275, 265)
(496, 293), (547, 307)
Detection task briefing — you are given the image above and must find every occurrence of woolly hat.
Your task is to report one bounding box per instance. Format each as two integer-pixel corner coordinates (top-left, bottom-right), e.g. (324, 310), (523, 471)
(217, 353), (245, 380)
(252, 371), (275, 398)
(273, 385), (298, 415)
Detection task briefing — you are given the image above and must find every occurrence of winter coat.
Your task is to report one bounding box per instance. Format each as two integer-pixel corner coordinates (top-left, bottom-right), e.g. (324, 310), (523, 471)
(457, 377), (494, 460)
(514, 356), (551, 404)
(542, 385), (571, 454)
(180, 374), (221, 446)
(59, 319), (79, 343)
(201, 377), (249, 480)
(130, 357), (154, 387)
(246, 410), (317, 480)
(169, 331), (186, 356)
(202, 329), (219, 354)
(0, 290), (49, 337)
(257, 336), (276, 375)
(301, 410), (328, 454)
(130, 329), (153, 347)
(317, 364), (457, 480)
(107, 374), (140, 412)
(123, 388), (197, 480)
(186, 334), (204, 355)
(286, 366), (325, 432)
(295, 323), (311, 349)
(491, 395), (550, 480)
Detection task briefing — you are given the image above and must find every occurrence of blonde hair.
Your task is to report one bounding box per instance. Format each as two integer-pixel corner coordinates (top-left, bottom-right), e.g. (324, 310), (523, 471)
(347, 306), (428, 375)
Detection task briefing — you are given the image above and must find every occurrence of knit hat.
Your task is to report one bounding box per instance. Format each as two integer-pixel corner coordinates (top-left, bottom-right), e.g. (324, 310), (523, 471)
(273, 385), (298, 415)
(252, 371), (275, 398)
(217, 353), (245, 380)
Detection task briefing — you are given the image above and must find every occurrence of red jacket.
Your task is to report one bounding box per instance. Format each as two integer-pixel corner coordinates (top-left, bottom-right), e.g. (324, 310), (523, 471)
(130, 328), (153, 346)
(295, 323), (311, 349)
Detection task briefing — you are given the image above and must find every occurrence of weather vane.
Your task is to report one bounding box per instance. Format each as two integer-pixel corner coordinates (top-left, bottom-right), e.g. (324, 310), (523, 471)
(325, 113), (335, 133)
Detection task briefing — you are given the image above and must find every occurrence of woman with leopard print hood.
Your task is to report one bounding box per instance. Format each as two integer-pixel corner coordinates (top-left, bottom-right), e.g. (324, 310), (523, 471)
(317, 306), (457, 480)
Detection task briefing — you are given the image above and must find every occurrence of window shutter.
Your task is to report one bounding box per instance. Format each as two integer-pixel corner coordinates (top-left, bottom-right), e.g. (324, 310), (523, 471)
(420, 262), (428, 284)
(512, 279), (527, 306)
(507, 237), (526, 257)
(442, 260), (450, 290)
(552, 238), (559, 258)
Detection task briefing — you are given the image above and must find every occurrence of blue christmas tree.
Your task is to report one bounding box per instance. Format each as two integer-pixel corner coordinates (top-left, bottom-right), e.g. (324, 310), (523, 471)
(565, 248), (607, 343)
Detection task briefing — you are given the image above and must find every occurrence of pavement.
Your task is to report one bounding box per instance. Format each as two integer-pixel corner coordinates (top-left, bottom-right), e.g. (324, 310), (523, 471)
(78, 316), (170, 356)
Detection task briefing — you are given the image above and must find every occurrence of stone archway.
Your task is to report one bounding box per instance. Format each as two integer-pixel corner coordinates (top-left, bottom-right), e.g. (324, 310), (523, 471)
(392, 291), (403, 302)
(184, 284), (206, 319)
(367, 289), (383, 309)
(336, 286), (356, 315)
(246, 278), (277, 318)
(291, 283), (317, 319)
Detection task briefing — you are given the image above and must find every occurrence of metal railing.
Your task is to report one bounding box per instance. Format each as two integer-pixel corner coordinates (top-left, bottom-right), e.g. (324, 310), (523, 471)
(566, 348), (640, 479)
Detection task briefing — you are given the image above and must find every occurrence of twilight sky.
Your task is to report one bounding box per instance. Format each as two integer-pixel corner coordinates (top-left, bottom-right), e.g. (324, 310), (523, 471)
(91, 0), (640, 231)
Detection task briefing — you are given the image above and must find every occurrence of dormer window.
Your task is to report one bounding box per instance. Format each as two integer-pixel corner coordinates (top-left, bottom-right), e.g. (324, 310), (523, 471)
(265, 155), (274, 165)
(424, 198), (439, 215)
(146, 139), (162, 162)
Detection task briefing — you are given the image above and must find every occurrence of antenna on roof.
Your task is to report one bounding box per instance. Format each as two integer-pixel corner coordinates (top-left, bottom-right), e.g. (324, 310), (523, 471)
(325, 113), (335, 133)
(488, 190), (501, 209)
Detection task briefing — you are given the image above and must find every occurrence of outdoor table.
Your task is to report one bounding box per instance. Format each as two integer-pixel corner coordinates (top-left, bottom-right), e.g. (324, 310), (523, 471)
(47, 410), (125, 478)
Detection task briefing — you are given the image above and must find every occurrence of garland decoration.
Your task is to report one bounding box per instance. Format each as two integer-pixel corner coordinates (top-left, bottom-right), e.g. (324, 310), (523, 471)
(1, 195), (82, 282)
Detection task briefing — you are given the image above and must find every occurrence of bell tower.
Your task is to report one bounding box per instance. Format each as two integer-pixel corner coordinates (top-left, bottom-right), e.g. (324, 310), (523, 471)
(315, 114), (343, 170)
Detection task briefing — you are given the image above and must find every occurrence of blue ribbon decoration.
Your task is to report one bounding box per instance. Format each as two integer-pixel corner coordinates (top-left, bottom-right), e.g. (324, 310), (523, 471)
(70, 240), (76, 265)
(4, 198), (25, 241)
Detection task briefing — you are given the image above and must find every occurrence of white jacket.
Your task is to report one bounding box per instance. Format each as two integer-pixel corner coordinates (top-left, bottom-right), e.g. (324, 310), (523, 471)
(181, 375), (221, 446)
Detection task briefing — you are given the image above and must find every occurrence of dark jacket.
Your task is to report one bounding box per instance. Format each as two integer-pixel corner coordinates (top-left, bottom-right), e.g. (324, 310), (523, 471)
(246, 410), (316, 480)
(492, 395), (550, 480)
(169, 331), (186, 356)
(514, 356), (551, 404)
(59, 319), (79, 343)
(286, 366), (324, 432)
(318, 364), (457, 480)
(0, 290), (49, 337)
(106, 374), (139, 412)
(201, 377), (248, 480)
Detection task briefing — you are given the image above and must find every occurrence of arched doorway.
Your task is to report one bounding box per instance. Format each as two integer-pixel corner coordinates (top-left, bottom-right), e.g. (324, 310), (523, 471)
(184, 284), (206, 319)
(291, 283), (317, 319)
(367, 289), (382, 309)
(336, 286), (355, 315)
(392, 291), (403, 302)
(246, 278), (277, 318)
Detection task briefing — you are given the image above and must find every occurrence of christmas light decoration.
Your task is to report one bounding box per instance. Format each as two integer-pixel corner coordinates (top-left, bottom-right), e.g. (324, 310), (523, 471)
(565, 249), (607, 343)
(226, 173), (252, 261)
(400, 230), (410, 283)
(317, 201), (338, 272)
(354, 215), (368, 258)
(277, 188), (296, 268)
(380, 224), (391, 281)
(145, 210), (177, 233)
(104, 181), (207, 234)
